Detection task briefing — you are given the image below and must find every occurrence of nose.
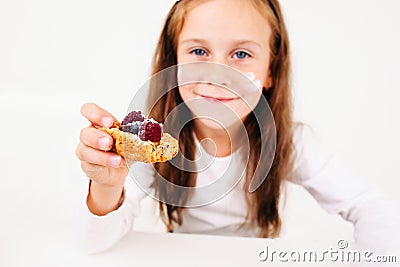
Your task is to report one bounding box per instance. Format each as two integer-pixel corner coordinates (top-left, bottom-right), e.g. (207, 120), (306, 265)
(205, 55), (232, 87)
(210, 54), (230, 67)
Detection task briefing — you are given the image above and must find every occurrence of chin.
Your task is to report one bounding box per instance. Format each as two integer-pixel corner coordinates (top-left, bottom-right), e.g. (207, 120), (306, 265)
(196, 118), (227, 130)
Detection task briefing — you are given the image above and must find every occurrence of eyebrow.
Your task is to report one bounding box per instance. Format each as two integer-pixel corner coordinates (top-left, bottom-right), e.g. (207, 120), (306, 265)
(180, 38), (263, 48)
(179, 38), (208, 46)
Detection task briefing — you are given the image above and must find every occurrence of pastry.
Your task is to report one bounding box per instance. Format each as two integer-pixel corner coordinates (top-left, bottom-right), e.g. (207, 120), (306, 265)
(99, 111), (178, 163)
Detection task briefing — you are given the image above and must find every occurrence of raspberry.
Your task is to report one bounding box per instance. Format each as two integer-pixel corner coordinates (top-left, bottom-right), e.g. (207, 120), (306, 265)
(122, 111), (145, 125)
(121, 121), (141, 135)
(138, 120), (163, 142)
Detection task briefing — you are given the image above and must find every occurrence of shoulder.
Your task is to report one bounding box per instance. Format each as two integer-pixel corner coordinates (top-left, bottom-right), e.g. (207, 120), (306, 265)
(290, 122), (335, 183)
(292, 122), (319, 148)
(291, 122), (325, 166)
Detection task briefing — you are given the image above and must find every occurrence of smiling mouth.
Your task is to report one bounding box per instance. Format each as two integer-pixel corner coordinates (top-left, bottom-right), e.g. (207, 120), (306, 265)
(199, 94), (239, 103)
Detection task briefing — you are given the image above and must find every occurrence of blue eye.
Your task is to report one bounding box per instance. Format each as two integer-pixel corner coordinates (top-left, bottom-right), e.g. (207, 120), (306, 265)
(234, 51), (250, 59)
(191, 48), (207, 56)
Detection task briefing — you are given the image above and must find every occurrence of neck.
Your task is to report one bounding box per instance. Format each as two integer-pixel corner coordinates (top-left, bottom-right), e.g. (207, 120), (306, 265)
(194, 119), (243, 157)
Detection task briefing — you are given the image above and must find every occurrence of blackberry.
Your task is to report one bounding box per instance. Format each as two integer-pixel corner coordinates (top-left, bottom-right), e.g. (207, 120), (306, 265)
(139, 120), (163, 142)
(121, 121), (141, 135)
(122, 111), (145, 125)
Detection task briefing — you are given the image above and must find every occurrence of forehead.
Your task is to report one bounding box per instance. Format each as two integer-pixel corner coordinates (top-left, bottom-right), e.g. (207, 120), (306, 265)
(179, 0), (271, 47)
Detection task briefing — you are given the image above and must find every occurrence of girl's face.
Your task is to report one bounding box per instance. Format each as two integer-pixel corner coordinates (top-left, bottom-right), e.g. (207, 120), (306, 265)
(177, 0), (272, 130)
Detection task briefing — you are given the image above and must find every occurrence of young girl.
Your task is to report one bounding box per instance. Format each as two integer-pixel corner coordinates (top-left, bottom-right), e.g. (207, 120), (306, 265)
(75, 0), (400, 254)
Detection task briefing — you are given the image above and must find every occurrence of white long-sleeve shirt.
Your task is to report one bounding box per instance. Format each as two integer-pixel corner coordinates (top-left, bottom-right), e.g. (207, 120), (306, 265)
(76, 124), (400, 255)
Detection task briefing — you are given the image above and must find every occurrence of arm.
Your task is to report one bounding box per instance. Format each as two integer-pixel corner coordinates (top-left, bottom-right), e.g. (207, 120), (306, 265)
(76, 103), (128, 215)
(290, 124), (400, 254)
(75, 163), (154, 254)
(74, 103), (155, 253)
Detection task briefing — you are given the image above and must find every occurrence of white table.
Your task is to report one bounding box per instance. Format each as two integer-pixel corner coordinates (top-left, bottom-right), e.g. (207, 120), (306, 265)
(4, 230), (347, 267)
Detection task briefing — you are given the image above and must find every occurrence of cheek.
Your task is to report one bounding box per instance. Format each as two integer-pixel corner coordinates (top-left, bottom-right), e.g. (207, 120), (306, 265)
(178, 84), (196, 102)
(252, 68), (269, 89)
(233, 101), (253, 121)
(234, 93), (261, 120)
(233, 66), (270, 91)
(248, 56), (272, 88)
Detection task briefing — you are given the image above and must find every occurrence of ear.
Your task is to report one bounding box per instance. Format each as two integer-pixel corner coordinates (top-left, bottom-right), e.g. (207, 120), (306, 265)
(264, 71), (273, 89)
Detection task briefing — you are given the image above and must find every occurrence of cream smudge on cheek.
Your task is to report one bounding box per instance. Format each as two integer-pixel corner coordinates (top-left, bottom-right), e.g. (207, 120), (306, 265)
(244, 72), (262, 92)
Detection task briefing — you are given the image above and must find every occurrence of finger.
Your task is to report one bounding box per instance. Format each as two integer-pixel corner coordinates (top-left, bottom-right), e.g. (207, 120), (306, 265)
(81, 161), (107, 178)
(80, 103), (117, 128)
(80, 127), (113, 151)
(81, 161), (118, 185)
(76, 142), (124, 168)
(80, 161), (114, 183)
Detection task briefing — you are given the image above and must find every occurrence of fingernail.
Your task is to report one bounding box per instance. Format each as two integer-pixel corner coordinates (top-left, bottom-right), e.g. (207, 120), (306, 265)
(98, 137), (110, 150)
(110, 155), (121, 168)
(102, 117), (114, 128)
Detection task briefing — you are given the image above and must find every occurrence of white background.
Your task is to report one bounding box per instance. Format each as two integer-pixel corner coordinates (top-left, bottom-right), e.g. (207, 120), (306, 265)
(0, 0), (399, 266)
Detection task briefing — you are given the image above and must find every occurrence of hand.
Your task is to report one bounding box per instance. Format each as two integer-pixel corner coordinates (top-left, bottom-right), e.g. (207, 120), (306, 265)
(76, 103), (128, 188)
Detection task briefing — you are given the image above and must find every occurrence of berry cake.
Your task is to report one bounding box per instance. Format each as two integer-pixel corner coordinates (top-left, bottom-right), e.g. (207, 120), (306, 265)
(99, 111), (178, 163)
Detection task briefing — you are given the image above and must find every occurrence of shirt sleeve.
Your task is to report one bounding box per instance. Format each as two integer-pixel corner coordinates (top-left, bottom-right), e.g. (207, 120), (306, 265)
(74, 162), (155, 254)
(289, 124), (400, 255)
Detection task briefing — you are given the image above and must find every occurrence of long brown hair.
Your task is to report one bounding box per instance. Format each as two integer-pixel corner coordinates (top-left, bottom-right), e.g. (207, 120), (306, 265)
(146, 0), (294, 237)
